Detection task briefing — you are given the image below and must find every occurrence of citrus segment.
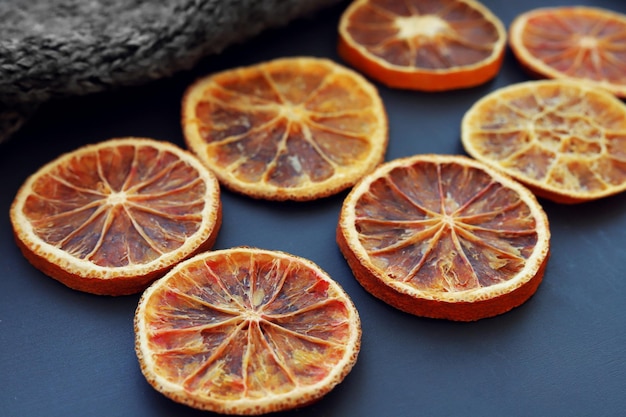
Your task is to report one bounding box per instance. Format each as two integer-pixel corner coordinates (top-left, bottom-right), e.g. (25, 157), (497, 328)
(337, 154), (550, 321)
(182, 57), (388, 201)
(134, 247), (361, 415)
(462, 79), (626, 203)
(509, 6), (626, 97)
(10, 138), (222, 295)
(338, 0), (506, 91)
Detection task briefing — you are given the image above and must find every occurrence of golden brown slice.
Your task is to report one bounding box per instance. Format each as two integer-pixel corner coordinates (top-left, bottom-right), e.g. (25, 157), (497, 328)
(134, 247), (361, 415)
(509, 6), (626, 97)
(182, 57), (388, 201)
(338, 0), (506, 91)
(337, 154), (550, 321)
(10, 138), (222, 295)
(462, 79), (626, 203)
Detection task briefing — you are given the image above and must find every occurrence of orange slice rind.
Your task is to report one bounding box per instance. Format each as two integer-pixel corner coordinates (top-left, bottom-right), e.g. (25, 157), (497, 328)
(337, 154), (550, 321)
(134, 247), (361, 415)
(10, 137), (222, 295)
(182, 57), (388, 201)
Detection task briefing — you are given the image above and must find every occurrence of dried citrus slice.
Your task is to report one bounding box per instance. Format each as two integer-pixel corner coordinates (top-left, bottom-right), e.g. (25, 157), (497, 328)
(134, 247), (361, 415)
(509, 6), (626, 97)
(337, 0), (506, 91)
(337, 154), (550, 321)
(182, 57), (388, 201)
(10, 138), (222, 295)
(462, 79), (626, 204)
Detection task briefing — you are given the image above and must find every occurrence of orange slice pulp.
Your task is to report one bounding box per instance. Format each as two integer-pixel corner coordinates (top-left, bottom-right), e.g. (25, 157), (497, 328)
(10, 137), (222, 295)
(509, 6), (626, 97)
(338, 0), (507, 91)
(337, 154), (550, 321)
(182, 57), (388, 201)
(134, 247), (361, 415)
(462, 79), (626, 204)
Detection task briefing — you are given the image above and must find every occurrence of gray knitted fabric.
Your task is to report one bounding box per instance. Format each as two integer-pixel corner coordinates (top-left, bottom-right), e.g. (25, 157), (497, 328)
(0, 0), (342, 143)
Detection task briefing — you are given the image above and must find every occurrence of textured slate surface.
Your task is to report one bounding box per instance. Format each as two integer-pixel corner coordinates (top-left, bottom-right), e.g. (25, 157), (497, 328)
(1, 1), (625, 416)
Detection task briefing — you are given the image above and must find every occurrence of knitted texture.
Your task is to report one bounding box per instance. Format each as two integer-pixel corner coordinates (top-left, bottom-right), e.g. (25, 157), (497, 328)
(0, 0), (343, 142)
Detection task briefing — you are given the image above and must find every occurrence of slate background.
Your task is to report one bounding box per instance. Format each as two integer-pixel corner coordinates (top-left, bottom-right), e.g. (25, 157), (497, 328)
(2, 1), (625, 416)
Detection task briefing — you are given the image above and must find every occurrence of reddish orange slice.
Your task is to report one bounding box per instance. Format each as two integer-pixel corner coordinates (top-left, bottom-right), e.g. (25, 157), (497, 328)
(337, 154), (550, 321)
(509, 6), (626, 97)
(338, 0), (507, 91)
(10, 138), (222, 295)
(134, 247), (361, 415)
(182, 57), (388, 201)
(462, 79), (626, 203)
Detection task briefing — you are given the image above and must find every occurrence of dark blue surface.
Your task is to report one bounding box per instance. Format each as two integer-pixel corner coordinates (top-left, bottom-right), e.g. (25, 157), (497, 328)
(2, 1), (626, 416)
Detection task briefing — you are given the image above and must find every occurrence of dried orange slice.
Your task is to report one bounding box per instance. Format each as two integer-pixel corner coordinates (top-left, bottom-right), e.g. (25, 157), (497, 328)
(337, 154), (550, 321)
(182, 57), (388, 201)
(338, 0), (507, 91)
(10, 138), (222, 295)
(509, 6), (626, 97)
(462, 79), (626, 204)
(134, 247), (361, 415)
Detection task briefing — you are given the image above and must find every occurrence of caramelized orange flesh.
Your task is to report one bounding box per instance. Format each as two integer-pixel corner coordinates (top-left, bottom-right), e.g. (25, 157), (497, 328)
(22, 144), (207, 267)
(137, 248), (360, 411)
(337, 155), (550, 321)
(344, 0), (501, 70)
(462, 80), (626, 203)
(183, 58), (387, 200)
(353, 160), (538, 291)
(518, 8), (626, 85)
